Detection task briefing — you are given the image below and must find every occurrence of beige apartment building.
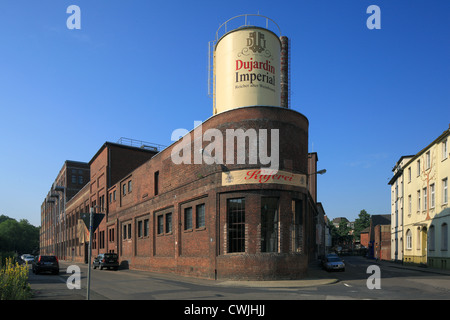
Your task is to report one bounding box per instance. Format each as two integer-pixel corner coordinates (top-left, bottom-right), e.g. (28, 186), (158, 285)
(389, 126), (449, 269)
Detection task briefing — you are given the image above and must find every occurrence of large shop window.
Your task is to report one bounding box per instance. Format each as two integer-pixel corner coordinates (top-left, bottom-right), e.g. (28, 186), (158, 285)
(261, 197), (279, 252)
(227, 198), (246, 253)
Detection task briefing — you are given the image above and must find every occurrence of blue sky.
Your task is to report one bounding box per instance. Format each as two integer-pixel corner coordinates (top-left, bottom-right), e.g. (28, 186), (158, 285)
(0, 1), (449, 227)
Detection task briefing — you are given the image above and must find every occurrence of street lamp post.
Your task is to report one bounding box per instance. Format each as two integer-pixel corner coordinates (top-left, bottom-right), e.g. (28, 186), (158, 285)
(53, 185), (66, 260)
(46, 198), (56, 255)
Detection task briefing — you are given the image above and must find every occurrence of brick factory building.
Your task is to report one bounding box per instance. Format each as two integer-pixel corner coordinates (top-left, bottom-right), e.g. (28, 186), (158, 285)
(40, 15), (326, 280)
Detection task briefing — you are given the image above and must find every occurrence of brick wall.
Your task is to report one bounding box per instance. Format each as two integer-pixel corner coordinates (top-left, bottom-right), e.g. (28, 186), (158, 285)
(51, 106), (315, 280)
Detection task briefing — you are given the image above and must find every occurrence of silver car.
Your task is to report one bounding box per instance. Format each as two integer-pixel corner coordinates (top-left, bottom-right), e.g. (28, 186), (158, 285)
(323, 256), (345, 272)
(21, 254), (35, 264)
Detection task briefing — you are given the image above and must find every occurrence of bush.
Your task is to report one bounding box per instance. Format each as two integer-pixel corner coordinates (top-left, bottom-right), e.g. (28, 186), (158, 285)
(0, 257), (31, 300)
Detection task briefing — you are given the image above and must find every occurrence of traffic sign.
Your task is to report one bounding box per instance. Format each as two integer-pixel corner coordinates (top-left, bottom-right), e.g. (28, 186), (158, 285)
(80, 212), (105, 232)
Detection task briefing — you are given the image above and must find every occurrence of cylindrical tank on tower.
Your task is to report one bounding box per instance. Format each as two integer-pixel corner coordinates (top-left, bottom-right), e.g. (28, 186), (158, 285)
(210, 15), (289, 114)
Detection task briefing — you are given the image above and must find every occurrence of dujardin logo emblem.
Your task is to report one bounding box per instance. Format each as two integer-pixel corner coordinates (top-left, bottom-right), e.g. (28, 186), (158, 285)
(238, 31), (272, 59)
(247, 31), (266, 53)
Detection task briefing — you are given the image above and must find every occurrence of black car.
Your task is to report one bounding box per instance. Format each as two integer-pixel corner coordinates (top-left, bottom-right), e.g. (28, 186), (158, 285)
(32, 255), (59, 275)
(93, 253), (119, 270)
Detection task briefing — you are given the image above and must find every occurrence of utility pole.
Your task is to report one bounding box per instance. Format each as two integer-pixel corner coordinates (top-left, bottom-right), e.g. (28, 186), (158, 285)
(87, 207), (94, 300)
(80, 206), (104, 300)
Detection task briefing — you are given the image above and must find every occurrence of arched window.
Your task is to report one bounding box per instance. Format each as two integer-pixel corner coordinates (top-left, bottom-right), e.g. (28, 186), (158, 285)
(442, 223), (448, 251)
(428, 225), (435, 251)
(406, 229), (412, 250)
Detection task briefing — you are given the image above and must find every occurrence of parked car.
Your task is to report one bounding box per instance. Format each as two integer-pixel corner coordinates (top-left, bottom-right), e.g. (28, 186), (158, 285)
(21, 254), (35, 264)
(93, 253), (119, 270)
(320, 253), (338, 266)
(322, 254), (345, 272)
(32, 255), (59, 275)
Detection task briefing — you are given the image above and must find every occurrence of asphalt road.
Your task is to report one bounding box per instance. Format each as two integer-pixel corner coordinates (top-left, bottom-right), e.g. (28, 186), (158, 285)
(28, 255), (450, 301)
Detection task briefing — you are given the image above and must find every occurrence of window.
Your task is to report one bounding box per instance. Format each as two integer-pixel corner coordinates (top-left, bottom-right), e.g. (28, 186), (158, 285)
(196, 204), (205, 228)
(157, 215), (164, 235)
(72, 175), (77, 184)
(137, 220), (142, 238)
(442, 223), (448, 251)
(156, 212), (171, 235)
(99, 231), (105, 249)
(406, 229), (412, 249)
(165, 213), (172, 233)
(417, 190), (421, 212)
(184, 207), (192, 230)
(123, 184), (126, 196)
(261, 197), (279, 252)
(443, 178), (448, 204)
(144, 219), (149, 237)
(128, 180), (132, 193)
(93, 232), (97, 249)
(100, 195), (105, 211)
(423, 187), (427, 211)
(123, 223), (131, 240)
(227, 198), (245, 253)
(154, 171), (159, 196)
(78, 176), (84, 185)
(430, 183), (435, 208)
(426, 151), (431, 169)
(109, 228), (115, 242)
(417, 160), (421, 176)
(408, 167), (411, 182)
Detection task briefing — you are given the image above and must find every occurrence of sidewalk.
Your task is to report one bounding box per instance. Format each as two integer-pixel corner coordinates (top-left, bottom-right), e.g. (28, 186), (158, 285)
(216, 262), (339, 288)
(373, 259), (450, 276)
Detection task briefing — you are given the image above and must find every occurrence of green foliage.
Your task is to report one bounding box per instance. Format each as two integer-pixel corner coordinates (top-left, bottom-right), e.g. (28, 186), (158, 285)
(0, 215), (40, 254)
(353, 209), (371, 241)
(0, 257), (32, 300)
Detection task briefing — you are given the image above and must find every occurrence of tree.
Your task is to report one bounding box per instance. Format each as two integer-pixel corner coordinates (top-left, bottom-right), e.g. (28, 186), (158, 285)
(354, 209), (371, 241)
(328, 220), (339, 246)
(337, 220), (353, 247)
(0, 216), (40, 254)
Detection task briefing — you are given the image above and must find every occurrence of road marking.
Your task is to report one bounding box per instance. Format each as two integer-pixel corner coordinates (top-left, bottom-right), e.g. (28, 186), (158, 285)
(344, 283), (352, 287)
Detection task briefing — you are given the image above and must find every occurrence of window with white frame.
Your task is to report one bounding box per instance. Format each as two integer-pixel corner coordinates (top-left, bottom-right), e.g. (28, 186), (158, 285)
(443, 178), (448, 204)
(417, 159), (421, 176)
(430, 183), (435, 208)
(426, 151), (431, 169)
(423, 187), (427, 211)
(406, 229), (412, 249)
